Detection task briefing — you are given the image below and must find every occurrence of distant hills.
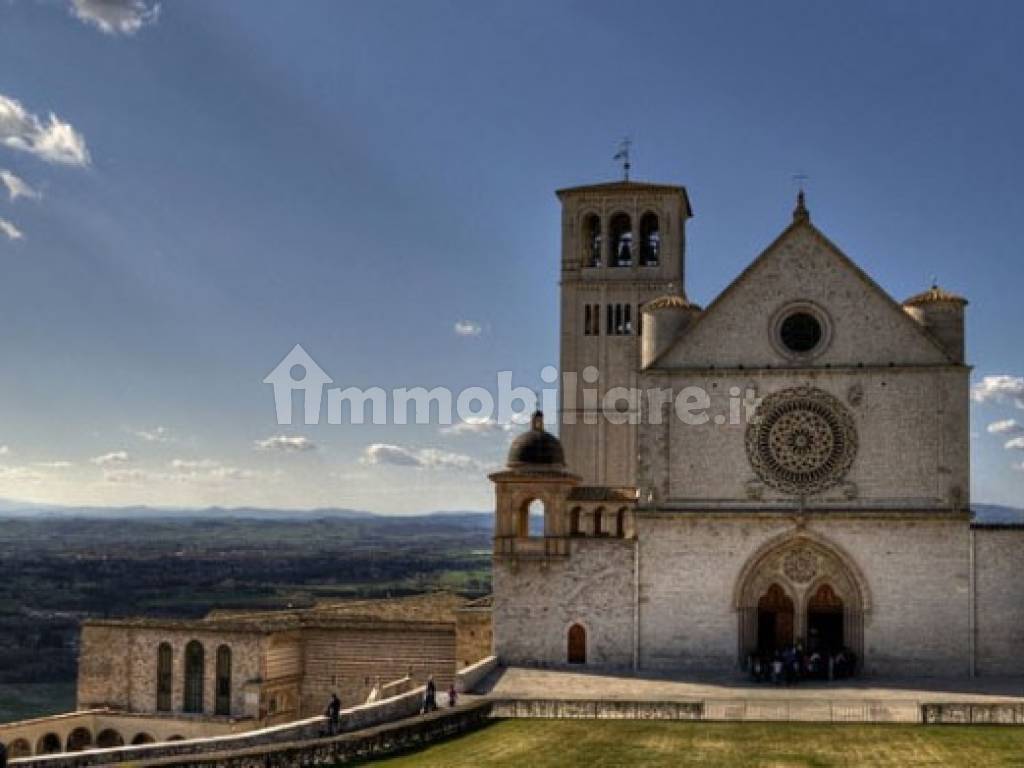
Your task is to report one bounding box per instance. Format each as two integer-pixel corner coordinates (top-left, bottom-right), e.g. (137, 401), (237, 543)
(0, 499), (491, 524)
(0, 499), (1019, 525)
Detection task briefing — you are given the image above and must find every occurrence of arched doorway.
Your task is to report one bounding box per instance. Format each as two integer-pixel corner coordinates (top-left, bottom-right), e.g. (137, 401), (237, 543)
(66, 727), (92, 752)
(8, 739), (31, 759)
(131, 733), (155, 745)
(735, 534), (869, 671)
(567, 623), (586, 664)
(756, 584), (794, 654)
(807, 583), (844, 654)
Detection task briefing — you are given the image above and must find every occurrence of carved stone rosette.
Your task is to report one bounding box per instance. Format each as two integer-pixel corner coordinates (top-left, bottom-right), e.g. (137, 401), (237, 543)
(745, 386), (858, 496)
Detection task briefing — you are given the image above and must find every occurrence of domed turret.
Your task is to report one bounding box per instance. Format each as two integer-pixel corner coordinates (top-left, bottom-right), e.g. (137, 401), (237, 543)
(903, 283), (968, 363)
(507, 411), (565, 469)
(641, 294), (701, 368)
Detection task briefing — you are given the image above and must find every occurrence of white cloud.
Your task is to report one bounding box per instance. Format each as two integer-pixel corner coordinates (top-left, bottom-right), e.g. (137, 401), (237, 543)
(91, 450), (129, 466)
(360, 443), (482, 471)
(0, 464), (44, 483)
(1005, 437), (1024, 451)
(254, 435), (317, 453)
(0, 94), (90, 166)
(0, 218), (24, 241)
(453, 320), (482, 337)
(169, 459), (253, 482)
(988, 419), (1024, 437)
(972, 375), (1024, 409)
(102, 467), (148, 484)
(0, 170), (40, 202)
(133, 426), (171, 443)
(34, 460), (73, 468)
(69, 0), (160, 35)
(441, 417), (514, 436)
(0, 445), (8, 456)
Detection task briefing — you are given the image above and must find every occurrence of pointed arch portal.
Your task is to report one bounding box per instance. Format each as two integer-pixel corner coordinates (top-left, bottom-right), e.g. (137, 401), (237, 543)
(735, 533), (867, 672)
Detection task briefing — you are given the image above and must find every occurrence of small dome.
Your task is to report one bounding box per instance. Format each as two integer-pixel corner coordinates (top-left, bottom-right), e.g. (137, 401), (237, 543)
(642, 295), (700, 312)
(904, 284), (967, 307)
(507, 411), (565, 468)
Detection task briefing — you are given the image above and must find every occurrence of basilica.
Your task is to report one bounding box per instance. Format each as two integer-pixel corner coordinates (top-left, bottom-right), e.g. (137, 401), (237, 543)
(490, 179), (1023, 678)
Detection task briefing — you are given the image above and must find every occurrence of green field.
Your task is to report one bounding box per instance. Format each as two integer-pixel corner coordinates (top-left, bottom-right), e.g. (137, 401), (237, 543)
(365, 719), (1024, 767)
(0, 682), (76, 724)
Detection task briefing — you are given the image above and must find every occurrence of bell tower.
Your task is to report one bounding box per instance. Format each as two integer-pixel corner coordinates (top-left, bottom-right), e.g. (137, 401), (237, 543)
(556, 180), (692, 485)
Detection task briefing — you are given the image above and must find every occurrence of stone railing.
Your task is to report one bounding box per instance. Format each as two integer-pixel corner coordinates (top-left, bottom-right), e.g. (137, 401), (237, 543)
(367, 675), (414, 703)
(491, 699), (704, 720)
(10, 686), (428, 767)
(455, 655), (499, 694)
(922, 703), (1024, 725)
(92, 703), (493, 768)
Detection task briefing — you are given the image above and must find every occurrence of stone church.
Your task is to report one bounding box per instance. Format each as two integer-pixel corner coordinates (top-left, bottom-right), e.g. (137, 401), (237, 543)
(491, 179), (1024, 678)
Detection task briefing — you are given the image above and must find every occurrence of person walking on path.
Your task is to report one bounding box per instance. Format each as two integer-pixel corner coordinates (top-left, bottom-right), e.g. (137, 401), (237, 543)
(422, 676), (438, 713)
(326, 693), (342, 735)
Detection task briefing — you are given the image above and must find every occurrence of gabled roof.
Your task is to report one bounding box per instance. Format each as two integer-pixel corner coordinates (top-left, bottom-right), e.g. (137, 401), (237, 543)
(649, 209), (958, 368)
(556, 180), (693, 217)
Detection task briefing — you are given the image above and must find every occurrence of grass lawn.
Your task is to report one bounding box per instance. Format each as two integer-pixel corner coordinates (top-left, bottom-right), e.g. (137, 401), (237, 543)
(0, 682), (77, 724)
(364, 719), (1024, 767)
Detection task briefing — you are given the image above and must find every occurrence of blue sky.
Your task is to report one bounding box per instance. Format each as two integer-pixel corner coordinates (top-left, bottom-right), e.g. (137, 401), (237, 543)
(0, 0), (1022, 512)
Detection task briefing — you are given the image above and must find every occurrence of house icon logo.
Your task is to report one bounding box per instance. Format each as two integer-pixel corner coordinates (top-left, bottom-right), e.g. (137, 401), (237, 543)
(263, 344), (334, 425)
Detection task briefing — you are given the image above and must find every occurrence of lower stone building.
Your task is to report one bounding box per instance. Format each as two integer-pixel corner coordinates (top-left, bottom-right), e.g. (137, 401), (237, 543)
(77, 592), (490, 724)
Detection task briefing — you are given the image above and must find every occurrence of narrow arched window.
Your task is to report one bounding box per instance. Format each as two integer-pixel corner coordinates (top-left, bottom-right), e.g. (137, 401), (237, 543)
(583, 214), (601, 267)
(609, 213), (632, 266)
(593, 507), (604, 536)
(570, 507), (581, 536)
(616, 508), (626, 537)
(156, 642), (173, 712)
(184, 640), (204, 713)
(640, 212), (660, 265)
(215, 645), (232, 715)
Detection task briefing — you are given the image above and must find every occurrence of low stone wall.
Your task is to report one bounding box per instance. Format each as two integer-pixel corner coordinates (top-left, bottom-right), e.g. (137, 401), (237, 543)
(923, 703), (1024, 725)
(455, 655), (498, 694)
(134, 703), (494, 768)
(10, 687), (427, 767)
(490, 699), (703, 720)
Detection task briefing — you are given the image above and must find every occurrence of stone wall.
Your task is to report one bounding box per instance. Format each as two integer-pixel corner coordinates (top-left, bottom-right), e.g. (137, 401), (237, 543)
(454, 608), (492, 668)
(493, 538), (636, 668)
(636, 368), (968, 510)
(973, 526), (1024, 676)
(7, 687), (430, 766)
(636, 513), (971, 676)
(77, 624), (264, 718)
(298, 625), (456, 715)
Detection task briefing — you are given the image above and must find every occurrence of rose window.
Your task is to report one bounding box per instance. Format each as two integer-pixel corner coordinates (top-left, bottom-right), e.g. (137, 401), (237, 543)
(746, 387), (858, 495)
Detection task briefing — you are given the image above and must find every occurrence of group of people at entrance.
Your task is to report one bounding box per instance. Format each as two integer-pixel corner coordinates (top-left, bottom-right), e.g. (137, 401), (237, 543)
(748, 644), (856, 685)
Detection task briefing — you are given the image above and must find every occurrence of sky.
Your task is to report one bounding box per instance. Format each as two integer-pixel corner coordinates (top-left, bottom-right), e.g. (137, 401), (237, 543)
(0, 0), (1022, 513)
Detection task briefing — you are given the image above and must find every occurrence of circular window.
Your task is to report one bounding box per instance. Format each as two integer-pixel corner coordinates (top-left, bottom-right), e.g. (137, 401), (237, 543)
(745, 386), (858, 496)
(779, 312), (822, 353)
(770, 302), (831, 360)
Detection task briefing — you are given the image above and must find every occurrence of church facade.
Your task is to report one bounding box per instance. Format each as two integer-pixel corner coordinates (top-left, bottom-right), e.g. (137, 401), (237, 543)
(491, 179), (1024, 678)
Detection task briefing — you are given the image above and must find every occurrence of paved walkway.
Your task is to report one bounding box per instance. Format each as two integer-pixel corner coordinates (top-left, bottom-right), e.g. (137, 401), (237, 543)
(479, 666), (1024, 704)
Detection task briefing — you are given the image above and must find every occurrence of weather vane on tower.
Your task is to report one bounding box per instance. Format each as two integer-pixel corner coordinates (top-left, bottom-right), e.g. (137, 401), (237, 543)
(613, 138), (632, 181)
